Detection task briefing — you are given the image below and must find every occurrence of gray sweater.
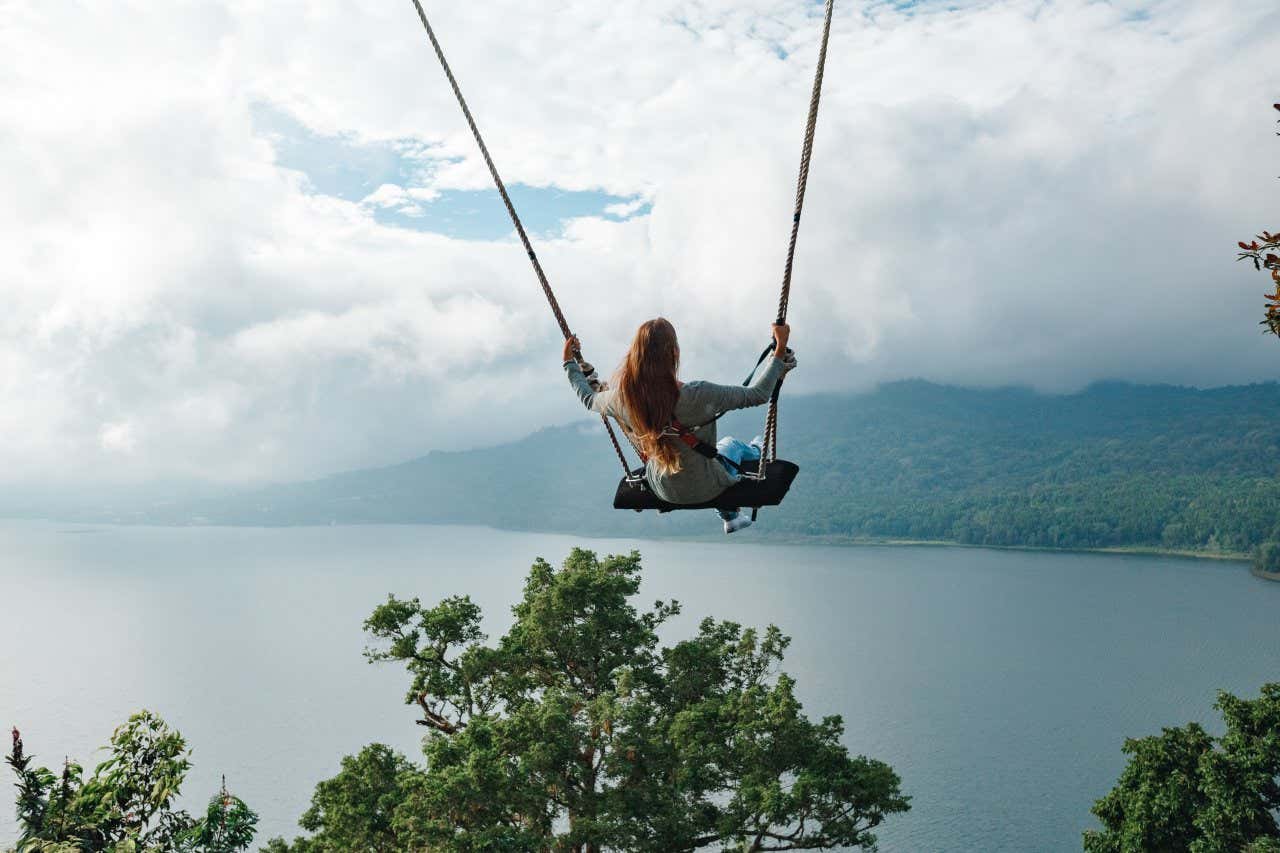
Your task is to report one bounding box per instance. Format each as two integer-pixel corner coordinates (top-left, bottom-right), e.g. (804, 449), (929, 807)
(564, 356), (786, 504)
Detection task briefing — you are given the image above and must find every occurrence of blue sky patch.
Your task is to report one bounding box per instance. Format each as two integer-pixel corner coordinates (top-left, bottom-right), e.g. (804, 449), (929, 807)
(252, 104), (649, 240)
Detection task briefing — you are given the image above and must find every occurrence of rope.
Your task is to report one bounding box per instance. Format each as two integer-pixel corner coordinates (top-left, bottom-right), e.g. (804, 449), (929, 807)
(776, 0), (834, 327)
(408, 0), (835, 486)
(761, 0), (836, 467)
(409, 0), (569, 339)
(408, 0), (635, 479)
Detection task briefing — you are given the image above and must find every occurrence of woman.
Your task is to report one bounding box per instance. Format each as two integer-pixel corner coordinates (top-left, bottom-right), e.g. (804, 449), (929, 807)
(563, 318), (793, 534)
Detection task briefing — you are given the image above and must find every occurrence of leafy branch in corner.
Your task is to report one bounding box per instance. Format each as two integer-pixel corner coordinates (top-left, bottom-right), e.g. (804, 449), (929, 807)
(1235, 104), (1280, 338)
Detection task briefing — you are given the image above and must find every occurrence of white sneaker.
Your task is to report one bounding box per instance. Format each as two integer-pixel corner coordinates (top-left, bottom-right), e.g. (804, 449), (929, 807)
(723, 514), (754, 534)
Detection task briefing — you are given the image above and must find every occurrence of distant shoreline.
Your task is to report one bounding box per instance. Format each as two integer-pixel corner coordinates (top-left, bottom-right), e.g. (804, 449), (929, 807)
(698, 531), (1254, 564)
(3, 515), (1255, 567)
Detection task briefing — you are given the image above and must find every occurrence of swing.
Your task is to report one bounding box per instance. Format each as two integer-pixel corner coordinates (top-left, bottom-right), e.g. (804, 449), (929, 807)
(408, 0), (836, 514)
(614, 460), (801, 514)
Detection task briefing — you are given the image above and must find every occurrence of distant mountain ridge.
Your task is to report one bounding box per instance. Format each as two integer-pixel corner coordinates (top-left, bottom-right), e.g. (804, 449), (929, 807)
(128, 379), (1280, 556)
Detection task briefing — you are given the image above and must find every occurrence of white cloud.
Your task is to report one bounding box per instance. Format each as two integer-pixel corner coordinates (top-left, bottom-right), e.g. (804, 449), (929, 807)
(99, 422), (137, 454)
(360, 183), (440, 216)
(604, 199), (649, 218)
(0, 0), (1277, 486)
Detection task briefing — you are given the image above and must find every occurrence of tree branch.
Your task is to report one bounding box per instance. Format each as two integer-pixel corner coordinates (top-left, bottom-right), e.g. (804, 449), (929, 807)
(414, 692), (461, 734)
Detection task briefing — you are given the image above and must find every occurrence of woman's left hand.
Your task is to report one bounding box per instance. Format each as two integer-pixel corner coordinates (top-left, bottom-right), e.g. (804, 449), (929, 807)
(562, 335), (580, 363)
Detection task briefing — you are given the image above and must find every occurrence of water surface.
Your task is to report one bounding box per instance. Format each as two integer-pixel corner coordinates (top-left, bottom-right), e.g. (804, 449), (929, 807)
(2, 521), (1277, 851)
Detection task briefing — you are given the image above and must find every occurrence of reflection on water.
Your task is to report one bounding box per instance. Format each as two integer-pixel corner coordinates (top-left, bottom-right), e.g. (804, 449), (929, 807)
(1, 520), (1276, 851)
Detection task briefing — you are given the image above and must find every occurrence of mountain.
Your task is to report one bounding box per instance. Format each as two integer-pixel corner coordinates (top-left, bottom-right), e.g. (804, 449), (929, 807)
(116, 380), (1280, 555)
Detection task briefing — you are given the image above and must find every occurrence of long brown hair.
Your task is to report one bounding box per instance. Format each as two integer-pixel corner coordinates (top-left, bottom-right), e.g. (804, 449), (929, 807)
(615, 318), (682, 474)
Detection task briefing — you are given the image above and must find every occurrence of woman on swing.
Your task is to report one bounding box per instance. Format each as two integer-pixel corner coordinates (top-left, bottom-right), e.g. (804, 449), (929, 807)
(563, 319), (794, 534)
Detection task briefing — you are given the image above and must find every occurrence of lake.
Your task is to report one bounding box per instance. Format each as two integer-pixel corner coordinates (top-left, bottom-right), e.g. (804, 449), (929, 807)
(2, 520), (1278, 851)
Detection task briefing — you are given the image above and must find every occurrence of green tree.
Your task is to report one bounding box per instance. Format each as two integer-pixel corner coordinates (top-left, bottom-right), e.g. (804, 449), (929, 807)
(264, 744), (424, 852)
(183, 782), (259, 853)
(6, 711), (257, 852)
(1255, 541), (1280, 574)
(272, 548), (908, 852)
(1083, 683), (1280, 852)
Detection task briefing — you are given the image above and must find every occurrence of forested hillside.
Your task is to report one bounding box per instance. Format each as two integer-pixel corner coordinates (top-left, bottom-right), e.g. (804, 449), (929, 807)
(144, 381), (1280, 554)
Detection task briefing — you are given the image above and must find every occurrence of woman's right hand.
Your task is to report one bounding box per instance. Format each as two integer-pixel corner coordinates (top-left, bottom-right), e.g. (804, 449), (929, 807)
(563, 335), (580, 363)
(772, 323), (790, 358)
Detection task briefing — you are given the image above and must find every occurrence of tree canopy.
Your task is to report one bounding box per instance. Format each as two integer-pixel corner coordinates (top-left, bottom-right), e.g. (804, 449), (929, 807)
(1084, 683), (1280, 852)
(6, 711), (257, 852)
(269, 547), (908, 852)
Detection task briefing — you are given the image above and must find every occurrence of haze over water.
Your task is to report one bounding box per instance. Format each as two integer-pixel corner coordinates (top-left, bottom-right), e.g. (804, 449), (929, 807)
(3, 520), (1278, 851)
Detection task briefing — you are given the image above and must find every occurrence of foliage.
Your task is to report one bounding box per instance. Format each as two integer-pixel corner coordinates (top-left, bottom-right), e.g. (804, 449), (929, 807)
(1083, 684), (1280, 852)
(1255, 541), (1280, 574)
(271, 548), (908, 852)
(5, 712), (257, 852)
(1235, 104), (1280, 337)
(182, 788), (258, 853)
(1238, 230), (1280, 336)
(262, 744), (423, 852)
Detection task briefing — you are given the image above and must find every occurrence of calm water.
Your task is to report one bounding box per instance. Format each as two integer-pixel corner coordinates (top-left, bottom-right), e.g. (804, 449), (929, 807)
(2, 520), (1278, 851)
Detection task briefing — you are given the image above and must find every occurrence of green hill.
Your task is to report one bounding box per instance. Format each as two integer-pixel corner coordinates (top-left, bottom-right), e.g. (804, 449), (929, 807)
(142, 380), (1280, 556)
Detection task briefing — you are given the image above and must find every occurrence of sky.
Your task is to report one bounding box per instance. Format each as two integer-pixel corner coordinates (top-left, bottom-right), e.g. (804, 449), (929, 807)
(2, 0), (1278, 487)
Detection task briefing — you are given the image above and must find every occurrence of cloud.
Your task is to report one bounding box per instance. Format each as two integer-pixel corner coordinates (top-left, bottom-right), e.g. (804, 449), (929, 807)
(360, 183), (440, 217)
(100, 422), (138, 455)
(0, 0), (1277, 486)
(603, 199), (650, 218)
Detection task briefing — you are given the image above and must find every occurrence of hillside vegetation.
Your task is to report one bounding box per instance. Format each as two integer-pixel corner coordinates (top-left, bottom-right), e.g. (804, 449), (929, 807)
(144, 380), (1280, 556)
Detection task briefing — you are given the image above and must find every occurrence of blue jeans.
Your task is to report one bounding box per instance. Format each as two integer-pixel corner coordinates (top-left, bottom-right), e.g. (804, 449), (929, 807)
(715, 437), (760, 520)
(716, 436), (761, 475)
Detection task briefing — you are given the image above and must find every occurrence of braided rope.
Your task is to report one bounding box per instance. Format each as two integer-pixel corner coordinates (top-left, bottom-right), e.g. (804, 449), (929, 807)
(777, 0), (835, 328)
(409, 0), (569, 338)
(409, 0), (834, 485)
(408, 0), (636, 478)
(761, 0), (835, 467)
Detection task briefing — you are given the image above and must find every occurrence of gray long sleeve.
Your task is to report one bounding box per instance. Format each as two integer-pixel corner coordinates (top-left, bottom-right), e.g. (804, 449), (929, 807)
(676, 356), (786, 420)
(563, 355), (785, 425)
(564, 360), (619, 419)
(562, 354), (788, 505)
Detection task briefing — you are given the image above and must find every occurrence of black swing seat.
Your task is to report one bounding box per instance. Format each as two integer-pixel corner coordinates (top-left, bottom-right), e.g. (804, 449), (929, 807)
(613, 459), (800, 513)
